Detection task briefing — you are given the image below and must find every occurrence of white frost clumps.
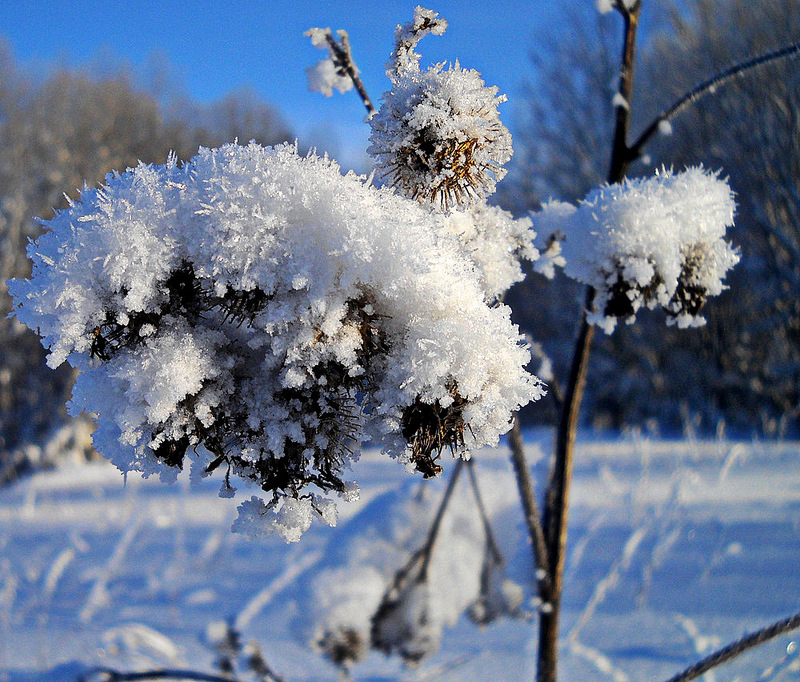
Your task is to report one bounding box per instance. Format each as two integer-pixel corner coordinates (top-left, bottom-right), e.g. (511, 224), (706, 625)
(442, 204), (538, 300)
(9, 142), (541, 541)
(532, 167), (739, 332)
(367, 7), (512, 210)
(305, 28), (355, 98)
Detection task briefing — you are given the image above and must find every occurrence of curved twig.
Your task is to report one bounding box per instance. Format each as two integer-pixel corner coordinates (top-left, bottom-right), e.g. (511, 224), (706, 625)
(79, 668), (241, 682)
(663, 611), (800, 682)
(629, 40), (800, 163)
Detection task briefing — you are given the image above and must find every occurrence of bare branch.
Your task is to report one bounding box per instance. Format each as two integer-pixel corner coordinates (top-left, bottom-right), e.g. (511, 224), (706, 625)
(629, 40), (800, 163)
(79, 668), (244, 682)
(663, 611), (800, 682)
(323, 31), (376, 117)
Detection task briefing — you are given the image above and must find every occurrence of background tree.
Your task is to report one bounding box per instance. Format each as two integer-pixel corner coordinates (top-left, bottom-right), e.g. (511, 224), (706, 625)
(504, 0), (800, 434)
(0, 46), (291, 482)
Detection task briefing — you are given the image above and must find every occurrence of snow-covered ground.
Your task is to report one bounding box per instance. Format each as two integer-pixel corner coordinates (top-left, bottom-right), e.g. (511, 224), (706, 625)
(2, 431), (800, 681)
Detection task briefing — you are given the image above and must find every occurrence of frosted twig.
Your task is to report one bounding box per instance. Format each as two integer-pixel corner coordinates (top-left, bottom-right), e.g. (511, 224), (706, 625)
(322, 30), (375, 116)
(662, 611), (800, 682)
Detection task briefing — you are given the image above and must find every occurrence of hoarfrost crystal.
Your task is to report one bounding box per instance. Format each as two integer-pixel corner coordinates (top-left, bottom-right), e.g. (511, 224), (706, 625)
(9, 142), (542, 541)
(532, 167), (739, 332)
(368, 7), (512, 210)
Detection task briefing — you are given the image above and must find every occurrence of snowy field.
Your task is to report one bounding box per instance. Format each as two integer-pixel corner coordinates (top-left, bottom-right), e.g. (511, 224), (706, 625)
(2, 432), (800, 682)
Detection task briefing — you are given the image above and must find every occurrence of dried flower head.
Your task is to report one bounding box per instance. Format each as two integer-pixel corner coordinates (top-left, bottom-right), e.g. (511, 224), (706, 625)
(371, 559), (441, 665)
(531, 166), (739, 332)
(368, 7), (512, 210)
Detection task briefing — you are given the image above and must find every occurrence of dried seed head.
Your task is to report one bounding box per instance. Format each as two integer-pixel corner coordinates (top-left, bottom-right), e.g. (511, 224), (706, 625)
(316, 627), (367, 670)
(666, 243), (711, 319)
(401, 383), (467, 478)
(369, 64), (511, 211)
(368, 7), (511, 211)
(371, 559), (440, 665)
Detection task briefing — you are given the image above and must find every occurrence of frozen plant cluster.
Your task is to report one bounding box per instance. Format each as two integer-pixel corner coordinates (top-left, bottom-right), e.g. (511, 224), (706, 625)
(308, 470), (525, 671)
(442, 204), (538, 300)
(367, 6), (512, 210)
(9, 142), (542, 542)
(532, 167), (739, 332)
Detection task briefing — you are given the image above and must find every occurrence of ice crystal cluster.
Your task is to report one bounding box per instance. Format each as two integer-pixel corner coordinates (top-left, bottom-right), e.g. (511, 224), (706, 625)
(9, 142), (541, 541)
(532, 167), (739, 332)
(367, 6), (512, 210)
(442, 204), (537, 300)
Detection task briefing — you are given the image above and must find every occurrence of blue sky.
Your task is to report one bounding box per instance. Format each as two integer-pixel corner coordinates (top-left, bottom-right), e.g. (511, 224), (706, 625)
(0, 1), (558, 170)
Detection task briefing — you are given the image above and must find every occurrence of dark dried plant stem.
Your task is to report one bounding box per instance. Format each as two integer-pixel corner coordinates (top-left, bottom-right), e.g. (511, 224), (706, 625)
(465, 458), (503, 563)
(79, 669), (241, 682)
(324, 32), (376, 117)
(535, 4), (641, 681)
(662, 611), (800, 682)
(508, 417), (550, 594)
(418, 457), (464, 580)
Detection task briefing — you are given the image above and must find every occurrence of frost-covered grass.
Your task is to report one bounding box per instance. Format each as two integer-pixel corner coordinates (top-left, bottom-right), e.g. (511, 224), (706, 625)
(2, 432), (799, 681)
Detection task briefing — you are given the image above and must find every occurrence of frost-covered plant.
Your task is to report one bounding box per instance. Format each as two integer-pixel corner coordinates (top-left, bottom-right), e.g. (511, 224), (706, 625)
(442, 204), (538, 300)
(8, 141), (542, 542)
(532, 167), (739, 332)
(367, 7), (512, 210)
(304, 28), (355, 98)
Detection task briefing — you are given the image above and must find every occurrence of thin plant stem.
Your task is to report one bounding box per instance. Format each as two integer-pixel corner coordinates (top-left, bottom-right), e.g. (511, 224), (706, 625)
(418, 457), (464, 579)
(628, 40), (800, 164)
(536, 3), (641, 680)
(465, 458), (503, 564)
(663, 611), (800, 682)
(323, 32), (376, 117)
(79, 669), (242, 682)
(507, 417), (550, 596)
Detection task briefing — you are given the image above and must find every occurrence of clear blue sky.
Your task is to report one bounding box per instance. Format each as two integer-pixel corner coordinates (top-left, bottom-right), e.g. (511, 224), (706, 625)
(0, 1), (559, 170)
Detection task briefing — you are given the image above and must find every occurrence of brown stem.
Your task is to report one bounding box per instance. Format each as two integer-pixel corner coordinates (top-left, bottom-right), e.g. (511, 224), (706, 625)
(536, 4), (641, 680)
(324, 32), (376, 117)
(79, 669), (244, 682)
(418, 458), (464, 580)
(662, 611), (800, 682)
(508, 417), (550, 595)
(536, 289), (596, 682)
(465, 458), (504, 565)
(607, 3), (641, 184)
